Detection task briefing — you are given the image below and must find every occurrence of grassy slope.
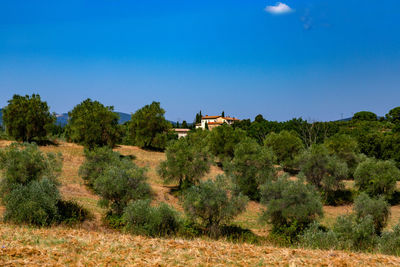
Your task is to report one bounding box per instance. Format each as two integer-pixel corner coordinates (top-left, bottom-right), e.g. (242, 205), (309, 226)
(1, 140), (400, 266)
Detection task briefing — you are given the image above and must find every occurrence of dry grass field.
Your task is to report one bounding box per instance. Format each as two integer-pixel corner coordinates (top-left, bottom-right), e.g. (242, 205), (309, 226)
(1, 139), (400, 266)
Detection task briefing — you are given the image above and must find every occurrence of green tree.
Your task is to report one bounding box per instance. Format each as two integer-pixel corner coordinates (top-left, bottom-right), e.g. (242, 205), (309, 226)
(182, 175), (248, 237)
(264, 130), (304, 170)
(158, 136), (212, 190)
(353, 193), (390, 235)
(260, 176), (323, 241)
(181, 120), (189, 128)
(352, 111), (378, 122)
(298, 145), (348, 190)
(386, 107), (400, 124)
(221, 111), (225, 117)
(207, 124), (247, 163)
(94, 159), (151, 215)
(226, 137), (275, 200)
(128, 102), (172, 150)
(194, 110), (202, 124)
(354, 158), (400, 198)
(324, 134), (360, 176)
(66, 99), (121, 149)
(2, 94), (55, 142)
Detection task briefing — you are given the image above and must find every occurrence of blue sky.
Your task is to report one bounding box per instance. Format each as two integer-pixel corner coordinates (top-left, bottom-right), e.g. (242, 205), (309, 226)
(0, 1), (399, 122)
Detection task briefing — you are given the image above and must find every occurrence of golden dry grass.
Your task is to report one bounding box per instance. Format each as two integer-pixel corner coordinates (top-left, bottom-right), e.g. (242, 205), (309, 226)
(1, 140), (400, 266)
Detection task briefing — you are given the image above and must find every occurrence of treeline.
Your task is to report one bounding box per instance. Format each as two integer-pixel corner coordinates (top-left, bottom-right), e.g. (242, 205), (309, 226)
(1, 93), (400, 255)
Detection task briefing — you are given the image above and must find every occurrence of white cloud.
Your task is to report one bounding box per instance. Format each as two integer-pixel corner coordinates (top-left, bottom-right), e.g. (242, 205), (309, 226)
(265, 2), (293, 14)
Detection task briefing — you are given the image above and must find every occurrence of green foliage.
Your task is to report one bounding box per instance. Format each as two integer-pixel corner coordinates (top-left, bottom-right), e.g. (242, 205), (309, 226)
(226, 137), (276, 200)
(0, 143), (62, 193)
(352, 111), (378, 121)
(66, 98), (121, 149)
(353, 193), (390, 235)
(382, 133), (400, 168)
(158, 136), (212, 190)
(260, 176), (323, 242)
(3, 178), (60, 226)
(324, 134), (360, 177)
(354, 158), (400, 198)
(298, 144), (348, 203)
(264, 130), (304, 170)
(56, 200), (91, 225)
(386, 106), (400, 124)
(79, 147), (121, 189)
(123, 200), (181, 237)
(379, 224), (400, 256)
(182, 175), (248, 237)
(128, 101), (172, 150)
(207, 124), (247, 163)
(194, 110), (202, 124)
(299, 222), (338, 250)
(333, 215), (377, 251)
(2, 94), (55, 142)
(94, 159), (151, 215)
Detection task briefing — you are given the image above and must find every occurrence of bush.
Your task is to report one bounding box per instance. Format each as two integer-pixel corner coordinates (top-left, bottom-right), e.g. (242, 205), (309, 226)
(298, 144), (348, 204)
(94, 160), (151, 215)
(353, 193), (390, 235)
(264, 130), (304, 170)
(2, 94), (55, 142)
(354, 158), (400, 198)
(300, 222), (338, 250)
(56, 200), (91, 225)
(226, 137), (276, 200)
(123, 200), (181, 237)
(3, 178), (60, 226)
(78, 147), (121, 189)
(0, 143), (62, 193)
(158, 137), (212, 190)
(379, 224), (400, 256)
(182, 175), (248, 238)
(333, 215), (377, 251)
(66, 98), (121, 149)
(259, 176), (323, 242)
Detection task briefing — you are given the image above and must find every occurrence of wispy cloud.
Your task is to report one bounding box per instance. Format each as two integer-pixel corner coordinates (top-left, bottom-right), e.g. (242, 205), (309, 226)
(265, 2), (294, 15)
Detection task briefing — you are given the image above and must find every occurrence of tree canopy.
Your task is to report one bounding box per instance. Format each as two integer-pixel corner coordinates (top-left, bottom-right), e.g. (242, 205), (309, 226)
(128, 102), (172, 150)
(66, 99), (121, 149)
(2, 94), (55, 142)
(352, 111), (378, 122)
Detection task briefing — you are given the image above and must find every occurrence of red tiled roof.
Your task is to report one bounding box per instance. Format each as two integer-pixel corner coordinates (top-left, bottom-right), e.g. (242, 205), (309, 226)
(202, 116), (221, 119)
(222, 117), (240, 121)
(174, 129), (191, 132)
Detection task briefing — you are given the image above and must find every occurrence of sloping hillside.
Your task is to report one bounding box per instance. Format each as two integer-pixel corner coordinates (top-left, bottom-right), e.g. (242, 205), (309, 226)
(0, 140), (400, 266)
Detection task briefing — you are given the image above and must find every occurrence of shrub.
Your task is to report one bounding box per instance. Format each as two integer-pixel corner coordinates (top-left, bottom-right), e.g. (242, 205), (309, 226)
(94, 160), (151, 215)
(264, 130), (304, 170)
(333, 215), (377, 251)
(0, 143), (62, 193)
(56, 200), (91, 225)
(182, 175), (248, 238)
(66, 98), (121, 149)
(2, 94), (55, 142)
(158, 137), (212, 190)
(354, 158), (400, 198)
(123, 200), (181, 237)
(298, 144), (348, 204)
(3, 178), (60, 226)
(259, 176), (323, 242)
(78, 147), (121, 189)
(300, 222), (338, 250)
(379, 224), (400, 256)
(353, 193), (390, 235)
(226, 137), (275, 200)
